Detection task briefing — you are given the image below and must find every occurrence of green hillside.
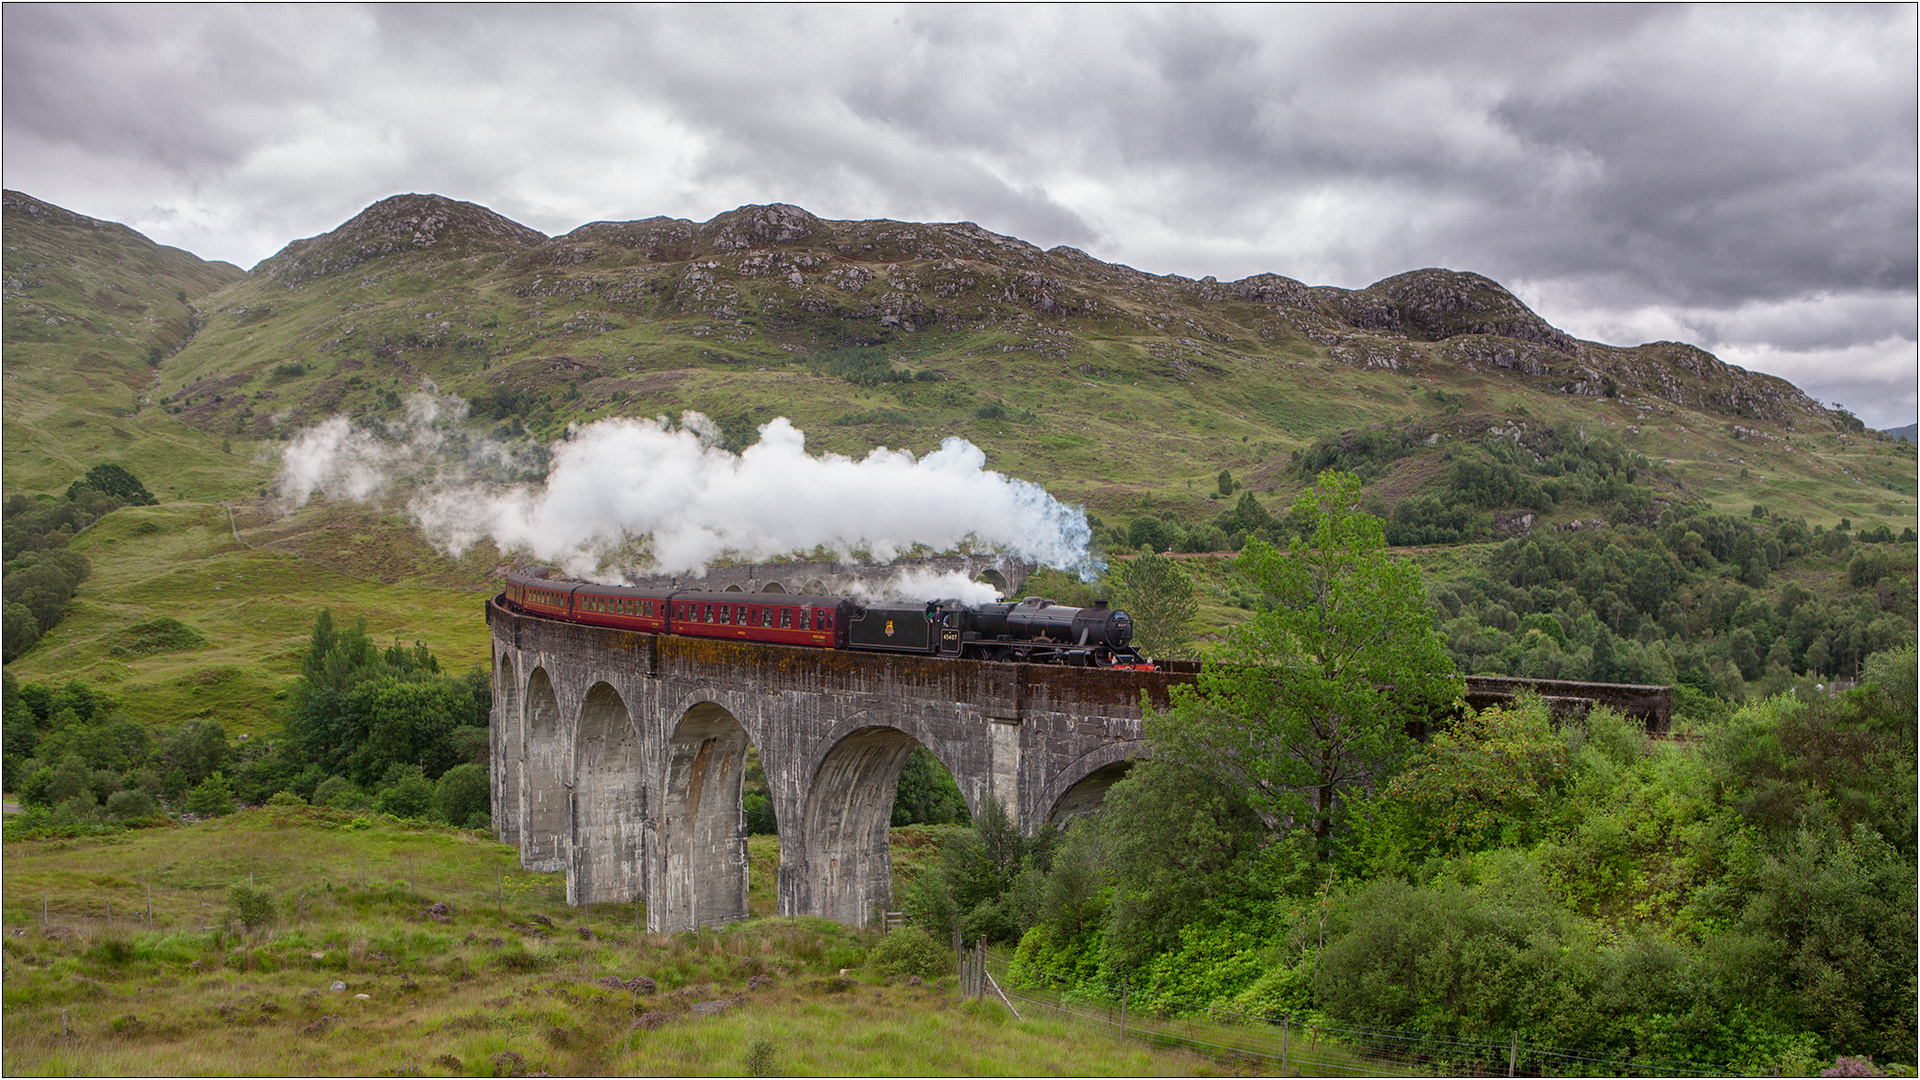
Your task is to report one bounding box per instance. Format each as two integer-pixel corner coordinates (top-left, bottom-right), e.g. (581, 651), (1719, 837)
(3, 190), (1914, 722)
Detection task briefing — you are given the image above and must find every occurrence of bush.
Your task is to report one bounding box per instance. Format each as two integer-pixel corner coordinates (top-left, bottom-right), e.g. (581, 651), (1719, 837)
(433, 763), (490, 826)
(376, 770), (436, 820)
(104, 789), (158, 820)
(311, 775), (355, 806)
(868, 925), (954, 980)
(183, 773), (235, 817)
(265, 790), (306, 807)
(227, 884), (277, 931)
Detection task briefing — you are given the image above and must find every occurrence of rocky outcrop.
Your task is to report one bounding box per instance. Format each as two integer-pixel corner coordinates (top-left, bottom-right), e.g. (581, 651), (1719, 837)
(255, 193), (547, 285)
(698, 203), (821, 250)
(1312, 269), (1580, 356)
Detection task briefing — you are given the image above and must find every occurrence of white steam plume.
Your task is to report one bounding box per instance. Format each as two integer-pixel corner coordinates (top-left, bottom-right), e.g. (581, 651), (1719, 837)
(850, 569), (1006, 606)
(276, 394), (1096, 581)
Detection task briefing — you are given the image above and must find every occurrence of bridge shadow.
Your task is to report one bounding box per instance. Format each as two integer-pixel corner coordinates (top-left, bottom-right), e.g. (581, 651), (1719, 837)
(1046, 758), (1137, 829)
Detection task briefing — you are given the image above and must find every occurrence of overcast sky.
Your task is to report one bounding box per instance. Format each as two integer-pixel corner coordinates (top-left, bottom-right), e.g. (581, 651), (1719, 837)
(6, 4), (1914, 426)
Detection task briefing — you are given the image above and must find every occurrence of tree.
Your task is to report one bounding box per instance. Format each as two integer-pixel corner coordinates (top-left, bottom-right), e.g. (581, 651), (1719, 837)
(65, 463), (157, 506)
(1112, 552), (1199, 660)
(1156, 471), (1461, 855)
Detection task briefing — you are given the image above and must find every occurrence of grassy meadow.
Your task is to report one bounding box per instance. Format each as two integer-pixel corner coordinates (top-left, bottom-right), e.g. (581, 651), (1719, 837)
(2, 810), (1226, 1077)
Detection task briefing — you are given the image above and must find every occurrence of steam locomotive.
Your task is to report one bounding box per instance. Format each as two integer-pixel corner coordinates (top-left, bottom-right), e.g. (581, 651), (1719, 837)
(501, 567), (1150, 667)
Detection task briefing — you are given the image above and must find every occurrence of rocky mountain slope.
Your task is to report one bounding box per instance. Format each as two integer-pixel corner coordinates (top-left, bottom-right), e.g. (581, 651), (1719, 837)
(5, 191), (1912, 539)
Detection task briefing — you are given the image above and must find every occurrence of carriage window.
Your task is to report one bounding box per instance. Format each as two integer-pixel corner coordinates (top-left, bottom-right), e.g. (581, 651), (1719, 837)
(644, 601), (654, 617)
(781, 608), (792, 628)
(704, 604), (715, 623)
(762, 608), (772, 627)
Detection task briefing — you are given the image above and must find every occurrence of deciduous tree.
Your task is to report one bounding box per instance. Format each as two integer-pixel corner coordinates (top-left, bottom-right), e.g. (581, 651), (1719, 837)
(1156, 471), (1461, 854)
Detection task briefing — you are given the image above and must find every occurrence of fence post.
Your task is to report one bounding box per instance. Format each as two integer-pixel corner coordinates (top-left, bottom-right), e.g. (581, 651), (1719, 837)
(1120, 976), (1128, 1040)
(146, 884), (153, 930)
(42, 890), (48, 929)
(360, 855), (366, 891)
(1282, 1015), (1290, 1075)
(1509, 1030), (1518, 1077)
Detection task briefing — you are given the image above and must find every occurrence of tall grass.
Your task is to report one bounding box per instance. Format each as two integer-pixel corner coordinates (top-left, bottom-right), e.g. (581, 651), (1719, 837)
(3, 809), (1219, 1076)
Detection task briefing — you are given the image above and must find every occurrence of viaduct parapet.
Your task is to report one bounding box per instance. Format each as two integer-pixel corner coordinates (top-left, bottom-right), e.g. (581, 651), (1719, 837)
(488, 599), (1669, 932)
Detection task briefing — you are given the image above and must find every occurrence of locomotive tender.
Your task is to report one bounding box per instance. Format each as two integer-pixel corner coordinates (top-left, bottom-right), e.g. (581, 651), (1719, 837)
(501, 567), (1150, 667)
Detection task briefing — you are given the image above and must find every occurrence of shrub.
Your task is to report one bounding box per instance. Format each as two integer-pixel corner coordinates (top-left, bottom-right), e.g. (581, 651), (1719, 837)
(312, 775), (355, 805)
(183, 773), (235, 817)
(266, 790), (306, 807)
(104, 789), (159, 820)
(227, 884), (277, 931)
(433, 763), (490, 826)
(867, 925), (953, 980)
(108, 616), (205, 657)
(376, 770), (436, 820)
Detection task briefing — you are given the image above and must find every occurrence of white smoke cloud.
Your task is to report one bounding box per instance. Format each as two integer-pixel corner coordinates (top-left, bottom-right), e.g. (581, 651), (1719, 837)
(276, 396), (1097, 581)
(850, 568), (1006, 606)
(276, 384), (546, 511)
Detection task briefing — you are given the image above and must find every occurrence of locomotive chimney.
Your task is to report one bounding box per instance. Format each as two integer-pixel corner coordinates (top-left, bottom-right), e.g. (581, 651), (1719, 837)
(1093, 599), (1109, 609)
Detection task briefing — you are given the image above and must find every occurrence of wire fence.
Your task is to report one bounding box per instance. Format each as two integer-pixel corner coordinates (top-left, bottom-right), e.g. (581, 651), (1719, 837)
(984, 952), (1743, 1078)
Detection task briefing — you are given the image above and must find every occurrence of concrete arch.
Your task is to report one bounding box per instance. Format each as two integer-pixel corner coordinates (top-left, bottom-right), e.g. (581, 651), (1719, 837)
(799, 718), (977, 927)
(761, 582), (786, 593)
(493, 649), (522, 846)
(803, 579), (826, 594)
(724, 584), (743, 592)
(571, 682), (643, 906)
(522, 667), (568, 872)
(974, 568), (1009, 596)
(1040, 742), (1148, 827)
(656, 701), (753, 930)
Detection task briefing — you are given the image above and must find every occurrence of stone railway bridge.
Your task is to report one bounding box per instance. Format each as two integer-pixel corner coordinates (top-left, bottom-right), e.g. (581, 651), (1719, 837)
(488, 598), (1668, 932)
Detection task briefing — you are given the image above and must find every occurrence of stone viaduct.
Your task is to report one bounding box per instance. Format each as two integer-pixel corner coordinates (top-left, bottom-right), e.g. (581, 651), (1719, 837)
(488, 598), (1668, 932)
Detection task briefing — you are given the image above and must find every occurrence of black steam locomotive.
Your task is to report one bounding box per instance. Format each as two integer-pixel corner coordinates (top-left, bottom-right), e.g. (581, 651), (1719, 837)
(501, 568), (1150, 668)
